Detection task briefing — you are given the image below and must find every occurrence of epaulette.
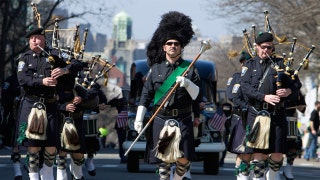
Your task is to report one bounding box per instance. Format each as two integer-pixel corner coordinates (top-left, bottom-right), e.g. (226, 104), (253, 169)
(15, 52), (29, 63)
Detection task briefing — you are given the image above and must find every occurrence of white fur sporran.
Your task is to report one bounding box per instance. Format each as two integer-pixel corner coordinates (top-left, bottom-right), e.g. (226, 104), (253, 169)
(61, 116), (80, 151)
(155, 119), (182, 163)
(26, 102), (48, 140)
(246, 110), (271, 149)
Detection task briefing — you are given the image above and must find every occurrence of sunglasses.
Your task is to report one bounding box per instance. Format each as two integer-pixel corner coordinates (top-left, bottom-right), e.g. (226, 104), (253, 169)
(260, 45), (273, 50)
(165, 41), (180, 46)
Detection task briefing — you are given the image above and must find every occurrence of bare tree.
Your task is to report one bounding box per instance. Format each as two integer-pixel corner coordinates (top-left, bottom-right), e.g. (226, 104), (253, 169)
(204, 0), (320, 89)
(204, 0), (320, 42)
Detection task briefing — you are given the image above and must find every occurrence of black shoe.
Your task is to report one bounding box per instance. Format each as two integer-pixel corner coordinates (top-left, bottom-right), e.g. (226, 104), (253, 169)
(120, 158), (127, 163)
(14, 175), (22, 180)
(182, 178), (191, 180)
(283, 171), (294, 180)
(88, 169), (96, 176)
(71, 174), (85, 180)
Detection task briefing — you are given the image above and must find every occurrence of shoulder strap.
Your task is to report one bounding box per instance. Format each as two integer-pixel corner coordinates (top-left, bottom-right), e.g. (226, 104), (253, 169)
(154, 60), (190, 105)
(258, 66), (270, 91)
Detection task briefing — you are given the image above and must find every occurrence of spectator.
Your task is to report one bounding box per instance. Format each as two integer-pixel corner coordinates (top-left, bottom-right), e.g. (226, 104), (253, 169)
(303, 101), (320, 161)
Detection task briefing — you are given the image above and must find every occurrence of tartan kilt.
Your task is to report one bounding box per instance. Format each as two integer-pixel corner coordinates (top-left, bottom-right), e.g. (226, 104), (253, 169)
(144, 114), (194, 164)
(227, 114), (253, 154)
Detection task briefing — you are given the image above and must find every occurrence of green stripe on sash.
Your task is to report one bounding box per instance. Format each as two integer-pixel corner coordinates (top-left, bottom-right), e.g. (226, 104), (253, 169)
(154, 60), (190, 105)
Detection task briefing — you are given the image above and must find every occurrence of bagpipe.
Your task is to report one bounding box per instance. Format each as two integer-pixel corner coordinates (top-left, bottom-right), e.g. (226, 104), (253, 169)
(31, 2), (42, 28)
(28, 3), (116, 145)
(228, 10), (316, 72)
(31, 3), (115, 96)
(262, 10), (315, 82)
(236, 10), (316, 150)
(245, 10), (315, 87)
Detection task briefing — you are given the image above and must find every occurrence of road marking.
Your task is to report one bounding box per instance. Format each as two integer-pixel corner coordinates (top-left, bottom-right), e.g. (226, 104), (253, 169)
(101, 165), (119, 168)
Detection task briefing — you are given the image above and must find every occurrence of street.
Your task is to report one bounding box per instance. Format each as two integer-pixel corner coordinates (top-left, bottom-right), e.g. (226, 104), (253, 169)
(0, 147), (319, 179)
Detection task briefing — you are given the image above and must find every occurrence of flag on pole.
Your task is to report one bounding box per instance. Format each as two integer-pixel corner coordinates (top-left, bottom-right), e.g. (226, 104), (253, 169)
(208, 107), (227, 131)
(116, 110), (128, 128)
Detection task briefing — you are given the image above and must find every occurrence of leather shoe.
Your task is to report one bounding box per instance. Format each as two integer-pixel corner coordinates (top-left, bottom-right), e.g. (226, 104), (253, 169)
(88, 169), (96, 176)
(14, 176), (22, 180)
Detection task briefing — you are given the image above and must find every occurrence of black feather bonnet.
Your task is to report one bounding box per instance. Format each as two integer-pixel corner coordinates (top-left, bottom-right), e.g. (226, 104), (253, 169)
(146, 11), (194, 67)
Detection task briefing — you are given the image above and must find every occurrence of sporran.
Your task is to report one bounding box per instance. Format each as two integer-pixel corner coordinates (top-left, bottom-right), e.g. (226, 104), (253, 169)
(246, 110), (271, 149)
(26, 101), (48, 140)
(60, 114), (80, 151)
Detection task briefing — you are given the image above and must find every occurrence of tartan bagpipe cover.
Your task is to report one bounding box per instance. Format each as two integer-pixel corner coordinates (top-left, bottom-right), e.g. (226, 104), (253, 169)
(207, 107), (227, 131)
(116, 110), (128, 128)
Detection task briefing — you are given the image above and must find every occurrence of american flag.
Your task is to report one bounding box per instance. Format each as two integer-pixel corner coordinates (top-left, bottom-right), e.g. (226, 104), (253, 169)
(208, 107), (227, 131)
(116, 110), (128, 128)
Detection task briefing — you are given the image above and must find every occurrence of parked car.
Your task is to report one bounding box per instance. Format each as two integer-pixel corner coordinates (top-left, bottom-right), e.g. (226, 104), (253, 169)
(123, 59), (225, 175)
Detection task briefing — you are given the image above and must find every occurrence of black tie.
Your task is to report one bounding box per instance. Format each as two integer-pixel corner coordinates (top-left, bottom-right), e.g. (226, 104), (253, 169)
(262, 59), (270, 74)
(261, 60), (270, 93)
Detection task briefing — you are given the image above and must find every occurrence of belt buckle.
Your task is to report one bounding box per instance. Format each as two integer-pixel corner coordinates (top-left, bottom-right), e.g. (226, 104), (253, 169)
(263, 102), (268, 109)
(172, 109), (178, 116)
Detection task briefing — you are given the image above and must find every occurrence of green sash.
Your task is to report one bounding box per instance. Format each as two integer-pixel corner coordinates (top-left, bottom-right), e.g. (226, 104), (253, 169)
(154, 60), (190, 105)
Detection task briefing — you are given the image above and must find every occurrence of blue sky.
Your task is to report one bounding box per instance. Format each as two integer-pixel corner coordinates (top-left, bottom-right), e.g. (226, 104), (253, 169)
(67, 0), (230, 41)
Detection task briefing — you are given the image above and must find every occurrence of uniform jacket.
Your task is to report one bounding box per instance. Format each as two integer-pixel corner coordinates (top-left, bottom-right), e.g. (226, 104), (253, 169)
(227, 72), (247, 110)
(240, 56), (301, 107)
(17, 48), (82, 98)
(139, 58), (201, 109)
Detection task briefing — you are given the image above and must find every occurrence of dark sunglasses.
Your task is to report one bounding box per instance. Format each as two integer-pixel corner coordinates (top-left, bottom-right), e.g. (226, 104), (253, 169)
(260, 45), (273, 50)
(165, 42), (180, 46)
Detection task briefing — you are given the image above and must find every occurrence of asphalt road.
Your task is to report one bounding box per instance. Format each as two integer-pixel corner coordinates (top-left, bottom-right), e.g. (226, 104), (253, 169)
(0, 147), (319, 179)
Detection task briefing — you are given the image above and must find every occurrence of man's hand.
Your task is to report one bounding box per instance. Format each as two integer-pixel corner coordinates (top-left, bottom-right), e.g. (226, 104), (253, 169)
(311, 129), (317, 135)
(176, 76), (199, 100)
(264, 94), (280, 106)
(193, 117), (200, 127)
(134, 106), (147, 133)
(73, 96), (82, 105)
(66, 103), (76, 112)
(42, 77), (57, 86)
(176, 76), (190, 88)
(51, 67), (68, 79)
(276, 88), (292, 97)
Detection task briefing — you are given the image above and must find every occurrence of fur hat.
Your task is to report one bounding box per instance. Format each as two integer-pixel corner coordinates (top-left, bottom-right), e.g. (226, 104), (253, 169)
(146, 11), (194, 66)
(255, 32), (273, 44)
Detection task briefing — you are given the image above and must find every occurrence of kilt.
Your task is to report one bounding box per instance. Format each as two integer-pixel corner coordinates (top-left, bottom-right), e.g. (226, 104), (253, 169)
(18, 97), (59, 147)
(144, 114), (194, 164)
(247, 106), (287, 154)
(227, 114), (253, 154)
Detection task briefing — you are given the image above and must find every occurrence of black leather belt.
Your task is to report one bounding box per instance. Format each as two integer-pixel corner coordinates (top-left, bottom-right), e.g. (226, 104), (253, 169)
(252, 101), (285, 112)
(25, 95), (57, 103)
(154, 106), (191, 117)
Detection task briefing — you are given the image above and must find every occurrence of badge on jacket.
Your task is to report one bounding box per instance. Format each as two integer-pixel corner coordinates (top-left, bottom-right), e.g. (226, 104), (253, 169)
(241, 67), (248, 76)
(227, 77), (233, 86)
(232, 84), (240, 94)
(18, 61), (25, 72)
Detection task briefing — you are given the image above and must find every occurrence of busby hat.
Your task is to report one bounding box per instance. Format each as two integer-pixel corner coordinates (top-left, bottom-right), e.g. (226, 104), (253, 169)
(146, 11), (194, 66)
(255, 32), (273, 44)
(25, 27), (45, 38)
(239, 51), (251, 63)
